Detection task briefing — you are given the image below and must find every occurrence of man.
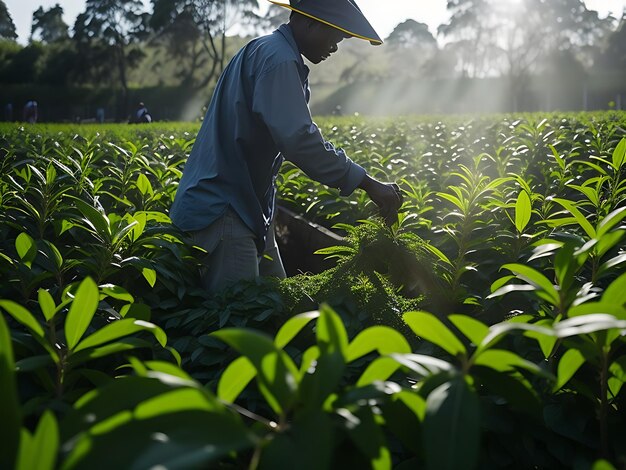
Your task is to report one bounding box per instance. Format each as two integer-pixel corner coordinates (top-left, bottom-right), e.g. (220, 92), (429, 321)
(170, 0), (403, 293)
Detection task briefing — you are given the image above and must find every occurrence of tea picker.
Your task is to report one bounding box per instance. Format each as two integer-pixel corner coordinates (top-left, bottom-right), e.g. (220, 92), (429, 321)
(170, 0), (403, 294)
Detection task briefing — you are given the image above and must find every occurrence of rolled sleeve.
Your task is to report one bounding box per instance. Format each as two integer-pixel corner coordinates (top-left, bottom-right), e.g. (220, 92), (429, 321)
(252, 61), (366, 196)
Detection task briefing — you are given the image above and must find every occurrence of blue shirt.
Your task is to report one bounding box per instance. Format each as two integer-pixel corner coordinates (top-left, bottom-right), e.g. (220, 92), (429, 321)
(170, 24), (366, 252)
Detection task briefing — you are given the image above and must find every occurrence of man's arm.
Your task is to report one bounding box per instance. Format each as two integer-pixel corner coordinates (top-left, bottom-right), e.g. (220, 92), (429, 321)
(253, 61), (402, 224)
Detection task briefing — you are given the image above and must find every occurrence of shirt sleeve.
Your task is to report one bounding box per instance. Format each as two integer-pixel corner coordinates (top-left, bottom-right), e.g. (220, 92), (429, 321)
(252, 60), (366, 196)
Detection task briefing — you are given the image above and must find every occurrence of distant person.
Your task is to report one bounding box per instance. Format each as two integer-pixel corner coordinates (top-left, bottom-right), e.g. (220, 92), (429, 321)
(96, 107), (105, 123)
(23, 100), (38, 123)
(170, 0), (402, 294)
(4, 103), (12, 121)
(132, 102), (152, 123)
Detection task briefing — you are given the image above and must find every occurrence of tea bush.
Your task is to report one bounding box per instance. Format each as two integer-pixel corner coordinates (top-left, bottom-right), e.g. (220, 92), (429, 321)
(1, 113), (625, 469)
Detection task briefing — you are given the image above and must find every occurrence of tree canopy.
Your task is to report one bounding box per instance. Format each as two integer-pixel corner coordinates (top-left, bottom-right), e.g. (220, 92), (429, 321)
(31, 4), (69, 43)
(0, 0), (17, 41)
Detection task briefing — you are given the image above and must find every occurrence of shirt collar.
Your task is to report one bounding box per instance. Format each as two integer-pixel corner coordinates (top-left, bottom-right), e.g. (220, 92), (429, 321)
(276, 24), (310, 80)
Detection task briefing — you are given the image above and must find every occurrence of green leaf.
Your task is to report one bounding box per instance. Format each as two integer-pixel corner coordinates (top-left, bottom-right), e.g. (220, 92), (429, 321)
(567, 302), (626, 320)
(111, 220), (139, 246)
(0, 314), (21, 469)
(142, 268), (157, 287)
(144, 361), (192, 380)
(603, 273), (626, 307)
(259, 412), (333, 470)
(344, 408), (392, 470)
(449, 315), (489, 346)
(595, 230), (625, 259)
(514, 190), (531, 233)
(596, 206), (626, 238)
(71, 196), (111, 239)
(524, 319), (558, 358)
(346, 326), (411, 362)
(212, 328), (298, 414)
(69, 338), (153, 366)
(472, 349), (552, 379)
(403, 311), (466, 357)
(317, 303), (348, 357)
(43, 240), (63, 270)
(554, 242), (583, 292)
(99, 284), (134, 303)
(217, 356), (256, 403)
(74, 319), (167, 352)
(500, 263), (559, 306)
(65, 277), (100, 350)
(554, 314), (626, 338)
(357, 357), (401, 386)
(609, 356), (626, 384)
(592, 459), (617, 470)
(552, 198), (596, 239)
(16, 411), (58, 470)
(38, 289), (56, 322)
(15, 232), (37, 265)
(0, 300), (45, 338)
(423, 378), (480, 470)
(390, 353), (454, 377)
(478, 321), (554, 355)
(136, 173), (153, 196)
(554, 349), (586, 392)
(438, 192), (465, 211)
(274, 310), (319, 349)
(63, 402), (251, 469)
(568, 184), (601, 207)
(611, 137), (626, 170)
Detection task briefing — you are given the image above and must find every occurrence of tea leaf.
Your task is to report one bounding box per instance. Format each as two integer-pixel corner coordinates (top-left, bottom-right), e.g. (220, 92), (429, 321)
(16, 411), (58, 470)
(274, 310), (320, 349)
(554, 348), (585, 392)
(423, 378), (480, 470)
(611, 138), (626, 170)
(15, 232), (37, 265)
(65, 277), (100, 350)
(0, 300), (45, 338)
(74, 319), (167, 352)
(37, 289), (56, 322)
(217, 356), (256, 403)
(212, 328), (298, 414)
(0, 314), (21, 469)
(500, 264), (559, 306)
(514, 190), (531, 233)
(552, 198), (596, 239)
(142, 268), (157, 287)
(602, 273), (626, 307)
(404, 311), (466, 357)
(449, 315), (489, 346)
(346, 326), (411, 362)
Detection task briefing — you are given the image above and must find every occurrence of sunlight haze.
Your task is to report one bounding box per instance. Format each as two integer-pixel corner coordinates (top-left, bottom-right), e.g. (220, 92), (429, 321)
(5, 0), (626, 45)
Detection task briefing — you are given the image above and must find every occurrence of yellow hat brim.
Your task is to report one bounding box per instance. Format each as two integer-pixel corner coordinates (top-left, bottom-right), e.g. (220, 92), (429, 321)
(268, 0), (383, 45)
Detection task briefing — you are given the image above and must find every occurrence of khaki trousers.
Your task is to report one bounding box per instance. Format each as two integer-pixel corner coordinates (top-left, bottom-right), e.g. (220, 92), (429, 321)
(189, 209), (286, 294)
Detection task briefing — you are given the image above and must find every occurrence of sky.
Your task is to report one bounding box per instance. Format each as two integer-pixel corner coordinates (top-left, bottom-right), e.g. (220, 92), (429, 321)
(5, 0), (626, 45)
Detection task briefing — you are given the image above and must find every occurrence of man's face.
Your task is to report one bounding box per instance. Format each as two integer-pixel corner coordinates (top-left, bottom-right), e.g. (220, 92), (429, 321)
(301, 21), (349, 64)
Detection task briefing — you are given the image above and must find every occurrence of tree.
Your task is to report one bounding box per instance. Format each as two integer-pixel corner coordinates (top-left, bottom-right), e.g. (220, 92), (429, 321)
(31, 4), (69, 43)
(438, 0), (496, 78)
(74, 0), (149, 118)
(150, 0), (259, 90)
(386, 19), (437, 49)
(0, 0), (17, 41)
(439, 0), (613, 109)
(594, 13), (626, 73)
(385, 20), (438, 79)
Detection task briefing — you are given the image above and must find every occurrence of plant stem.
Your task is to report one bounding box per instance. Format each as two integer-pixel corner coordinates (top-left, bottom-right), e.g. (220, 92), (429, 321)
(599, 351), (609, 458)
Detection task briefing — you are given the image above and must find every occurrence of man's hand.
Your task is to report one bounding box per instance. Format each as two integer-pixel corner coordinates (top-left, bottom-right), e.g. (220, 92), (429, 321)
(358, 174), (403, 226)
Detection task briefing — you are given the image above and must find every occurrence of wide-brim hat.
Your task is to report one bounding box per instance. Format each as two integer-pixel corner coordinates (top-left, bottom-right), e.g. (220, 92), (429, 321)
(269, 0), (383, 45)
